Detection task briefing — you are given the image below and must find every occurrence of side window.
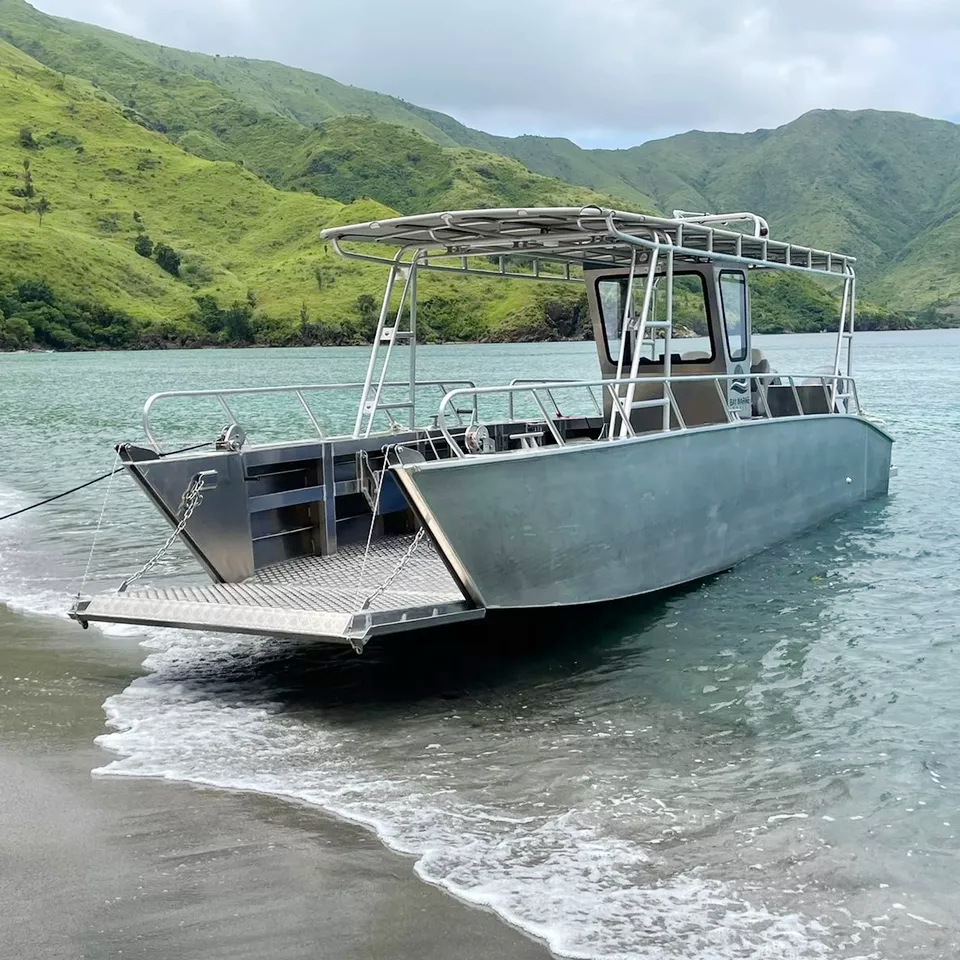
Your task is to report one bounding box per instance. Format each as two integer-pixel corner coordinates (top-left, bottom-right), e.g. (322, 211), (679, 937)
(719, 271), (748, 362)
(598, 278), (630, 364)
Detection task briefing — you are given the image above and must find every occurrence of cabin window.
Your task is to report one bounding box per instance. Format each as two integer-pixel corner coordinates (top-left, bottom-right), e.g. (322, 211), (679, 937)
(597, 273), (713, 365)
(719, 271), (748, 362)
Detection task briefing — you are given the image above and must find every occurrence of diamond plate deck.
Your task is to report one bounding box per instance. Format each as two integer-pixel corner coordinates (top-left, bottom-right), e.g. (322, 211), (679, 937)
(74, 536), (481, 644)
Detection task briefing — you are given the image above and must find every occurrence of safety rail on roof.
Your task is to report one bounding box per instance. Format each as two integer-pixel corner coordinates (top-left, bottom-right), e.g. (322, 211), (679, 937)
(434, 373), (861, 459)
(320, 207), (856, 281)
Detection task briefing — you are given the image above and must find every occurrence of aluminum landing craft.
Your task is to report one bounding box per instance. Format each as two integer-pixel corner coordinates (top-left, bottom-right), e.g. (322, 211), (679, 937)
(71, 207), (894, 651)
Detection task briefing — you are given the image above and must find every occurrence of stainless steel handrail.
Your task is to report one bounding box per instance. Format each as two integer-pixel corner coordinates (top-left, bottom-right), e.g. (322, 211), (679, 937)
(436, 373), (860, 458)
(143, 380), (477, 452)
(507, 378), (603, 419)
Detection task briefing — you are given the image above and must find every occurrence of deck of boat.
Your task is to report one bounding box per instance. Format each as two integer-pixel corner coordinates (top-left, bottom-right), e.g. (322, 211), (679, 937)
(73, 535), (482, 647)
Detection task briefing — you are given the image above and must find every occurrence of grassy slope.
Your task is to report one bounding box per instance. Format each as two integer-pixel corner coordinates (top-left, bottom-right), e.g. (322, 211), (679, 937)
(0, 0), (621, 216)
(0, 38), (348, 327)
(0, 40), (606, 345)
(7, 0), (960, 312)
(0, 0), (457, 144)
(0, 0), (952, 336)
(284, 115), (623, 213)
(0, 0), (658, 208)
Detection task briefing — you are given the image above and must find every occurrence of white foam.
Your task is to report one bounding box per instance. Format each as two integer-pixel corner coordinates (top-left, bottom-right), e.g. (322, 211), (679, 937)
(93, 631), (832, 960)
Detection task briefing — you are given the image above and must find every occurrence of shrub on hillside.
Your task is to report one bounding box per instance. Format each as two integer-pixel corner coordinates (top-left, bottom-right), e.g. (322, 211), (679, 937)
(192, 295), (254, 344)
(18, 127), (37, 149)
(0, 277), (138, 350)
(178, 255), (214, 287)
(134, 234), (154, 258)
(10, 159), (35, 199)
(154, 242), (181, 276)
(0, 315), (34, 350)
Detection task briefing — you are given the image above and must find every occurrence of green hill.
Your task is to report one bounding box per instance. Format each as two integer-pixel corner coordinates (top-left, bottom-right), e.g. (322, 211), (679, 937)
(0, 39), (614, 349)
(0, 0), (623, 215)
(5, 0), (960, 312)
(0, 0), (952, 351)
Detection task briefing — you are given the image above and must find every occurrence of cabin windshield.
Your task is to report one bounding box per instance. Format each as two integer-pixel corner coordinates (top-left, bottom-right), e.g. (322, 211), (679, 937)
(597, 272), (714, 365)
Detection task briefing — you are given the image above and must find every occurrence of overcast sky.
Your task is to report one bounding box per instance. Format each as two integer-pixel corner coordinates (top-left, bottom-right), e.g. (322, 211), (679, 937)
(34, 0), (960, 148)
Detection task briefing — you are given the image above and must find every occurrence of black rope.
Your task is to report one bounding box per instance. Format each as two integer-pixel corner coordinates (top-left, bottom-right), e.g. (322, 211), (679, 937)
(0, 442), (213, 523)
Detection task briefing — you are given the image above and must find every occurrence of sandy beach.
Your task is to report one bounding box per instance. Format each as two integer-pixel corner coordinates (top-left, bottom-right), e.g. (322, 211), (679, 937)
(0, 605), (550, 960)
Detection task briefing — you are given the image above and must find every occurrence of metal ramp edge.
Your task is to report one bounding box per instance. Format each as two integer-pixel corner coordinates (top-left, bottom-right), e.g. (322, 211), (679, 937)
(71, 535), (485, 648)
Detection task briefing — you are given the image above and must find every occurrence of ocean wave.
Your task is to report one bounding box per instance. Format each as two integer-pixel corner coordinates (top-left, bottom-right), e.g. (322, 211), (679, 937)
(94, 629), (834, 960)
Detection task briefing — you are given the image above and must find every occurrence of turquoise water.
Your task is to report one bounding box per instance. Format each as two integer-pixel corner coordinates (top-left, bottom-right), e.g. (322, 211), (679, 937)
(1, 332), (958, 958)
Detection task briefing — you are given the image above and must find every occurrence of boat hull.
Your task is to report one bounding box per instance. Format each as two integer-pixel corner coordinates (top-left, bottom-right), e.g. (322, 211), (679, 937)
(394, 414), (893, 609)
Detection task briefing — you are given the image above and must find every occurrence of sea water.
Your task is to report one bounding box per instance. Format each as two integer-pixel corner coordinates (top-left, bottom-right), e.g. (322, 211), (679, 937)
(1, 333), (958, 959)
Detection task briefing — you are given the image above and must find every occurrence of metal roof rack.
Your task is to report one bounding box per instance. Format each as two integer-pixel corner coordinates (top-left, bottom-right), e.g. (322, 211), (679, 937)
(321, 206), (855, 281)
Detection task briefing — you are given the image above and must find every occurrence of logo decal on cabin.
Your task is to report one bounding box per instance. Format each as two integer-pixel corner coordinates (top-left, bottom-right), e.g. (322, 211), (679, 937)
(731, 364), (749, 394)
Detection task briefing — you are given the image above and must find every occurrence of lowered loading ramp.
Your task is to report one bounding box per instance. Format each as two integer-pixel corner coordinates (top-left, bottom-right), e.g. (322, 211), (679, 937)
(72, 535), (484, 649)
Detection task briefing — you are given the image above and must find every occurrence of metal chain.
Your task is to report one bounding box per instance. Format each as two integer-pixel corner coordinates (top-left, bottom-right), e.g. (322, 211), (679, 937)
(359, 526), (426, 611)
(117, 474), (206, 594)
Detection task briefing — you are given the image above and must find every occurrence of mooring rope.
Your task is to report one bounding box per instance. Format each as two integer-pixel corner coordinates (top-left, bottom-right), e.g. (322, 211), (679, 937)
(0, 442), (212, 523)
(76, 448), (123, 602)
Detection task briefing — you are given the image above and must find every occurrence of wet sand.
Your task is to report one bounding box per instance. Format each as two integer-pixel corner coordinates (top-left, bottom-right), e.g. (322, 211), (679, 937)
(0, 606), (550, 960)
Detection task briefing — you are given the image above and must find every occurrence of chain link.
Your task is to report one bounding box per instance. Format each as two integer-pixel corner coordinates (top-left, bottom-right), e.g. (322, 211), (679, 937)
(359, 526), (426, 611)
(117, 474), (206, 594)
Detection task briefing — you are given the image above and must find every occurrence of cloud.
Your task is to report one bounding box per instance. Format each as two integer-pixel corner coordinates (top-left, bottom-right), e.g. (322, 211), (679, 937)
(33, 0), (960, 147)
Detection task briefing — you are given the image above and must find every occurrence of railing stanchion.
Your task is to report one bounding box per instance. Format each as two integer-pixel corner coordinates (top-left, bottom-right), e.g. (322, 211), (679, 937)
(295, 390), (325, 438)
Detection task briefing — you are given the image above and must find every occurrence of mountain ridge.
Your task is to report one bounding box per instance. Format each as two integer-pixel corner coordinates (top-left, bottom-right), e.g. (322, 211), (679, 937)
(0, 0), (958, 353)
(7, 0), (960, 312)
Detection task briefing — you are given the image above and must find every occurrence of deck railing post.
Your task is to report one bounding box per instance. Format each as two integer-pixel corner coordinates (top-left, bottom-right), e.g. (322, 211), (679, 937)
(609, 246), (637, 438)
(409, 261), (418, 429)
(621, 245), (660, 437)
(663, 243), (674, 432)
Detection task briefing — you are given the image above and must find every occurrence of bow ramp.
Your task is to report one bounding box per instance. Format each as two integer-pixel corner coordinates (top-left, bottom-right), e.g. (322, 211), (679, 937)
(73, 535), (483, 651)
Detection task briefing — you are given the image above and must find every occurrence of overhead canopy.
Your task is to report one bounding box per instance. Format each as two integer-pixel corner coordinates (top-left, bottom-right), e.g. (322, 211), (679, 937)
(320, 206), (856, 280)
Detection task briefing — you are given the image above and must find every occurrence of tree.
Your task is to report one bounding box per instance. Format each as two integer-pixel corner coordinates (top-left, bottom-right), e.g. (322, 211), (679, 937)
(18, 127), (37, 149)
(134, 234), (154, 258)
(223, 302), (254, 343)
(11, 159), (35, 199)
(34, 196), (51, 227)
(154, 242), (181, 277)
(355, 294), (379, 338)
(0, 315), (35, 350)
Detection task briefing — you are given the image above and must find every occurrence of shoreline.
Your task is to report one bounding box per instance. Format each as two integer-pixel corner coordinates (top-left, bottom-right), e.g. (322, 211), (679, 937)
(3, 323), (956, 355)
(0, 605), (551, 960)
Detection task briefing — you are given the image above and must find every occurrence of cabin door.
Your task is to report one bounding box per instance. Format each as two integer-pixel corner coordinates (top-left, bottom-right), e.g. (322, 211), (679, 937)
(718, 270), (751, 417)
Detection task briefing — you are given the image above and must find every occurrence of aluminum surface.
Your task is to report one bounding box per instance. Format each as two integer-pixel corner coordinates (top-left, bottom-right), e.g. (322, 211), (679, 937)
(124, 449), (255, 583)
(394, 414), (894, 610)
(74, 536), (479, 645)
(320, 207), (855, 278)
